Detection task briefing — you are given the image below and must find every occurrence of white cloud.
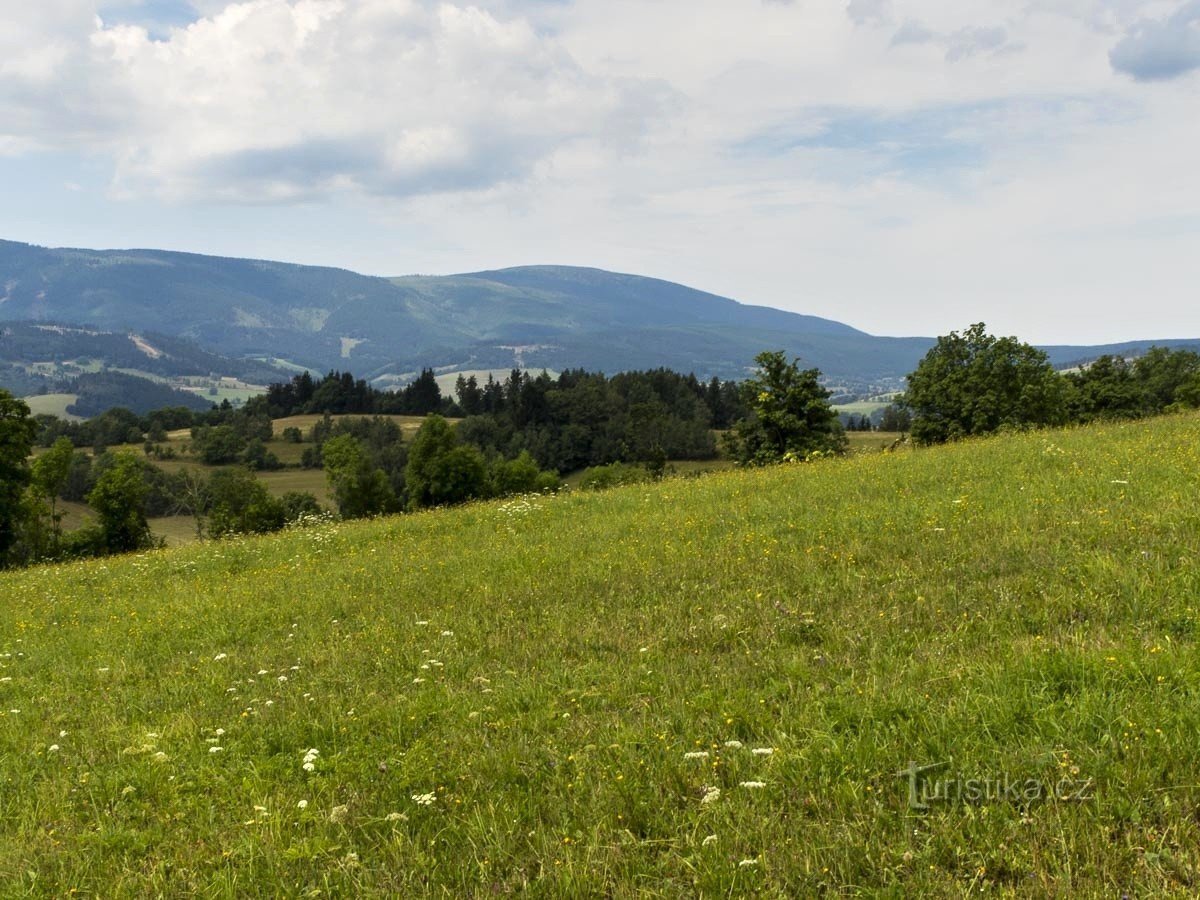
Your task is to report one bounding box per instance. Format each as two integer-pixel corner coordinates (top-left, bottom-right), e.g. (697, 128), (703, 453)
(2, 0), (670, 201)
(1109, 0), (1200, 81)
(1, 0), (1198, 343)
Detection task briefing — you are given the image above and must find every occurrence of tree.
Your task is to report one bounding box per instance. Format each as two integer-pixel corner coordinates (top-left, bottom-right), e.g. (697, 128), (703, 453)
(86, 452), (153, 554)
(405, 415), (487, 509)
(878, 404), (912, 433)
(722, 351), (846, 465)
(901, 323), (1068, 445)
(206, 468), (286, 537)
(30, 436), (75, 551)
(322, 434), (396, 518)
(192, 424), (245, 464)
(0, 390), (38, 567)
(488, 450), (560, 496)
(1065, 354), (1145, 421)
(1133, 346), (1200, 410)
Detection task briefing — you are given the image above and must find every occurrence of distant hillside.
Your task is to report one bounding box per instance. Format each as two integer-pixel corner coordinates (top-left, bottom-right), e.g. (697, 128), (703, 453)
(3, 239), (1197, 389)
(0, 320), (288, 415)
(0, 240), (924, 384)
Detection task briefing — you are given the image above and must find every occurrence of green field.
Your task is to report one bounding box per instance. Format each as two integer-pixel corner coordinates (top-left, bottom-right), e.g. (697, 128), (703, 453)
(4, 415), (1199, 894)
(20, 394), (83, 421)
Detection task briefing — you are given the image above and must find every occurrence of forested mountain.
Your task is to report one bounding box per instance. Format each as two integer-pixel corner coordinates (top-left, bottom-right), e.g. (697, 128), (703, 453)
(3, 239), (1197, 388)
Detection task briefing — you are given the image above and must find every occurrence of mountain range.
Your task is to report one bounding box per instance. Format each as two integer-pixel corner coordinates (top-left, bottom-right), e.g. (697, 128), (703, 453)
(2, 238), (1197, 398)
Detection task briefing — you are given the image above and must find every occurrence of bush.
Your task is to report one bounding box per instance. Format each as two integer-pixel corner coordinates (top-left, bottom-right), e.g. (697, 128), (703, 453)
(579, 463), (653, 491)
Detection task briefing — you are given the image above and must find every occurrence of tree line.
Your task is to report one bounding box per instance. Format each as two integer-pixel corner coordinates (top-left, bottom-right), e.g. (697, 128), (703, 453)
(900, 324), (1200, 444)
(6, 328), (1198, 571)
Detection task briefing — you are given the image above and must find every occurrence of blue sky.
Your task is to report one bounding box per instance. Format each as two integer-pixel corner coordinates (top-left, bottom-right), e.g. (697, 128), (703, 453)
(2, 0), (1199, 343)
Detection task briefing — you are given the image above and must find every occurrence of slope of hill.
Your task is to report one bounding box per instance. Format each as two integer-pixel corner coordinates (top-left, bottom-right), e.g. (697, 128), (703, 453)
(0, 239), (931, 383)
(2, 413), (1199, 894)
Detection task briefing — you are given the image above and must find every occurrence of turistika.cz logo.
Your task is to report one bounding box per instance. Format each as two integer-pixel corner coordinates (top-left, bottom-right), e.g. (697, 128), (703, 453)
(897, 761), (1095, 811)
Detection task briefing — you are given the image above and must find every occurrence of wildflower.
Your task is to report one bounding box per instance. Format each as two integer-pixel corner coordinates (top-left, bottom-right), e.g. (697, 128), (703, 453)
(684, 751), (710, 760)
(702, 834), (718, 846)
(215, 728), (226, 737)
(701, 786), (721, 805)
(297, 799), (308, 809)
(302, 762), (315, 772)
(329, 804), (349, 824)
(257, 670), (268, 676)
(441, 630), (454, 637)
(386, 811), (407, 822)
(277, 675), (288, 682)
(48, 744), (60, 753)
(213, 653), (227, 661)
(739, 781), (766, 789)
(412, 792), (436, 806)
(153, 751), (169, 763)
(738, 858), (759, 868)
(724, 740), (744, 749)
(210, 746), (224, 754)
(59, 730), (68, 737)
(751, 748), (773, 756)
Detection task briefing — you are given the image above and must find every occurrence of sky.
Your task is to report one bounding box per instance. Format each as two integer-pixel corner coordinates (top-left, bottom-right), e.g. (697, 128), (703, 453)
(2, 0), (1198, 343)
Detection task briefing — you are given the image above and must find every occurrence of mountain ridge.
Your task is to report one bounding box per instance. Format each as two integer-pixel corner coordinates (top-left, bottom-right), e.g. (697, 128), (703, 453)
(2, 238), (1198, 390)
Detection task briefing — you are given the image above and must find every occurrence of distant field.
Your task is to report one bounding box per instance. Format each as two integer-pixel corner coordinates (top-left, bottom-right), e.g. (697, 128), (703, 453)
(3, 414), (1199, 894)
(21, 393), (82, 420)
(49, 416), (904, 549)
(433, 369), (560, 396)
(834, 400), (890, 418)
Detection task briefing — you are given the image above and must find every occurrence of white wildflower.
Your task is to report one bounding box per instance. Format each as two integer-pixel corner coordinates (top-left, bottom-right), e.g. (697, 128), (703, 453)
(412, 792), (436, 806)
(48, 744), (60, 753)
(329, 804), (349, 824)
(441, 630), (454, 637)
(213, 653), (227, 661)
(738, 858), (759, 868)
(297, 799), (308, 809)
(701, 786), (721, 805)
(386, 811), (407, 822)
(210, 746), (224, 754)
(739, 781), (767, 789)
(724, 740), (743, 749)
(702, 834), (718, 846)
(215, 728), (225, 737)
(684, 751), (710, 760)
(751, 748), (773, 756)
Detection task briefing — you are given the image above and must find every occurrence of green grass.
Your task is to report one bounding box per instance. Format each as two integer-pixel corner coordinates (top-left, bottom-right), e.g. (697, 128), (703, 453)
(21, 394), (82, 421)
(3, 415), (1200, 895)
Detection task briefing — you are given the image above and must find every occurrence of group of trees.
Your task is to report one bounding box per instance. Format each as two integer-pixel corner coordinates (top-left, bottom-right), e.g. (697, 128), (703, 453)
(9, 321), (1199, 571)
(900, 324), (1200, 444)
(303, 414), (562, 518)
(1, 395), (158, 568)
(260, 369), (450, 418)
(452, 368), (743, 474)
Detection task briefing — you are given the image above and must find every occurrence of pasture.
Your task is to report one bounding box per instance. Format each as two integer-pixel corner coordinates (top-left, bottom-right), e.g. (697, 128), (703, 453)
(1, 414), (1198, 894)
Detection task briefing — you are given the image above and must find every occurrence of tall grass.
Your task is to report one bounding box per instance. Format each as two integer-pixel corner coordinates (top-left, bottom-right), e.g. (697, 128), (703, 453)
(1, 414), (1198, 895)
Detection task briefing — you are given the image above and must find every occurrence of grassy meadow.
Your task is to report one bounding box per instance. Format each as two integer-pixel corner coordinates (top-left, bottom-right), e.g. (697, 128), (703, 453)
(1, 414), (1199, 895)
